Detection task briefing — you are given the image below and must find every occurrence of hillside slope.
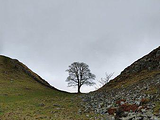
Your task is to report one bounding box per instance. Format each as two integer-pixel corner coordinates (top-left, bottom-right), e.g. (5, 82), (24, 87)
(0, 55), (57, 92)
(0, 55), (97, 120)
(81, 46), (160, 120)
(101, 46), (160, 91)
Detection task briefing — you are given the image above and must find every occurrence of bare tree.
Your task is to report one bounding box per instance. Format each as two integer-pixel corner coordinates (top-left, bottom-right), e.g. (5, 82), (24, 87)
(66, 62), (96, 93)
(95, 72), (114, 90)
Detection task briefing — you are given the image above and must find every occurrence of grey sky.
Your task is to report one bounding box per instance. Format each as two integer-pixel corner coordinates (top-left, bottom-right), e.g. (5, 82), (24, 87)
(0, 0), (160, 92)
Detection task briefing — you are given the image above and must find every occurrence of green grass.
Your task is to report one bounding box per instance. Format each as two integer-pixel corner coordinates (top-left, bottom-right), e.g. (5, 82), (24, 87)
(0, 88), (98, 120)
(0, 56), (99, 120)
(154, 101), (160, 115)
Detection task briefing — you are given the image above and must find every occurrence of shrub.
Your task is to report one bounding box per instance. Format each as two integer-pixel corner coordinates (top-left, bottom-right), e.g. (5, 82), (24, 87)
(140, 98), (150, 105)
(107, 107), (117, 115)
(119, 104), (138, 112)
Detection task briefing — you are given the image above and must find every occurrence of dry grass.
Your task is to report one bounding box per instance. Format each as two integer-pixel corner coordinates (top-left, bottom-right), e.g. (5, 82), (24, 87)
(100, 70), (160, 92)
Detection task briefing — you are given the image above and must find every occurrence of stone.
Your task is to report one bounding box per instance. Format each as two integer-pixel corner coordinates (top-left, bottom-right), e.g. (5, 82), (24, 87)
(53, 104), (61, 107)
(156, 50), (160, 57)
(135, 101), (141, 106)
(141, 108), (146, 113)
(151, 116), (160, 120)
(120, 101), (125, 105)
(86, 114), (89, 117)
(78, 109), (82, 115)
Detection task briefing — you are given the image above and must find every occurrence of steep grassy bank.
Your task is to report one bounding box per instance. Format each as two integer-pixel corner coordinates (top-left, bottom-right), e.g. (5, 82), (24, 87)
(0, 55), (98, 120)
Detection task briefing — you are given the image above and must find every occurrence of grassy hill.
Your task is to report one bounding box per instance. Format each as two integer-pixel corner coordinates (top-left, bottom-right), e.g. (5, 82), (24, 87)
(0, 55), (97, 120)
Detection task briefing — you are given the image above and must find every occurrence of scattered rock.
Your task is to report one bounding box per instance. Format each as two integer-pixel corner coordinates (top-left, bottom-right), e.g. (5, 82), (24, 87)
(53, 104), (61, 107)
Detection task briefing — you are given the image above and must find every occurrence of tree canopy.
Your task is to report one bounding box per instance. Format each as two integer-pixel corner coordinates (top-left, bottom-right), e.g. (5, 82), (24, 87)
(66, 62), (96, 93)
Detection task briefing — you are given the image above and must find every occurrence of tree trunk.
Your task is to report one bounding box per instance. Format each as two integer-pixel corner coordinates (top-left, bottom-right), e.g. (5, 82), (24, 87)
(78, 86), (81, 94)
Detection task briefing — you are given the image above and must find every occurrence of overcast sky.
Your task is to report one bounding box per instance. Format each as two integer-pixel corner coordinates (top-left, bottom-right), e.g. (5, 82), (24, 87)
(0, 0), (160, 93)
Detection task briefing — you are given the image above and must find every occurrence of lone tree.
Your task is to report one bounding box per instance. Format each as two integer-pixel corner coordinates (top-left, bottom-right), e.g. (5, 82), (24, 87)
(66, 62), (96, 93)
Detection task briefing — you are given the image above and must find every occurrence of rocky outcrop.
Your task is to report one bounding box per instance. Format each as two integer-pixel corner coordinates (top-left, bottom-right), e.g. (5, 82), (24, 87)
(80, 46), (160, 120)
(121, 47), (160, 76)
(112, 46), (160, 84)
(81, 74), (160, 119)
